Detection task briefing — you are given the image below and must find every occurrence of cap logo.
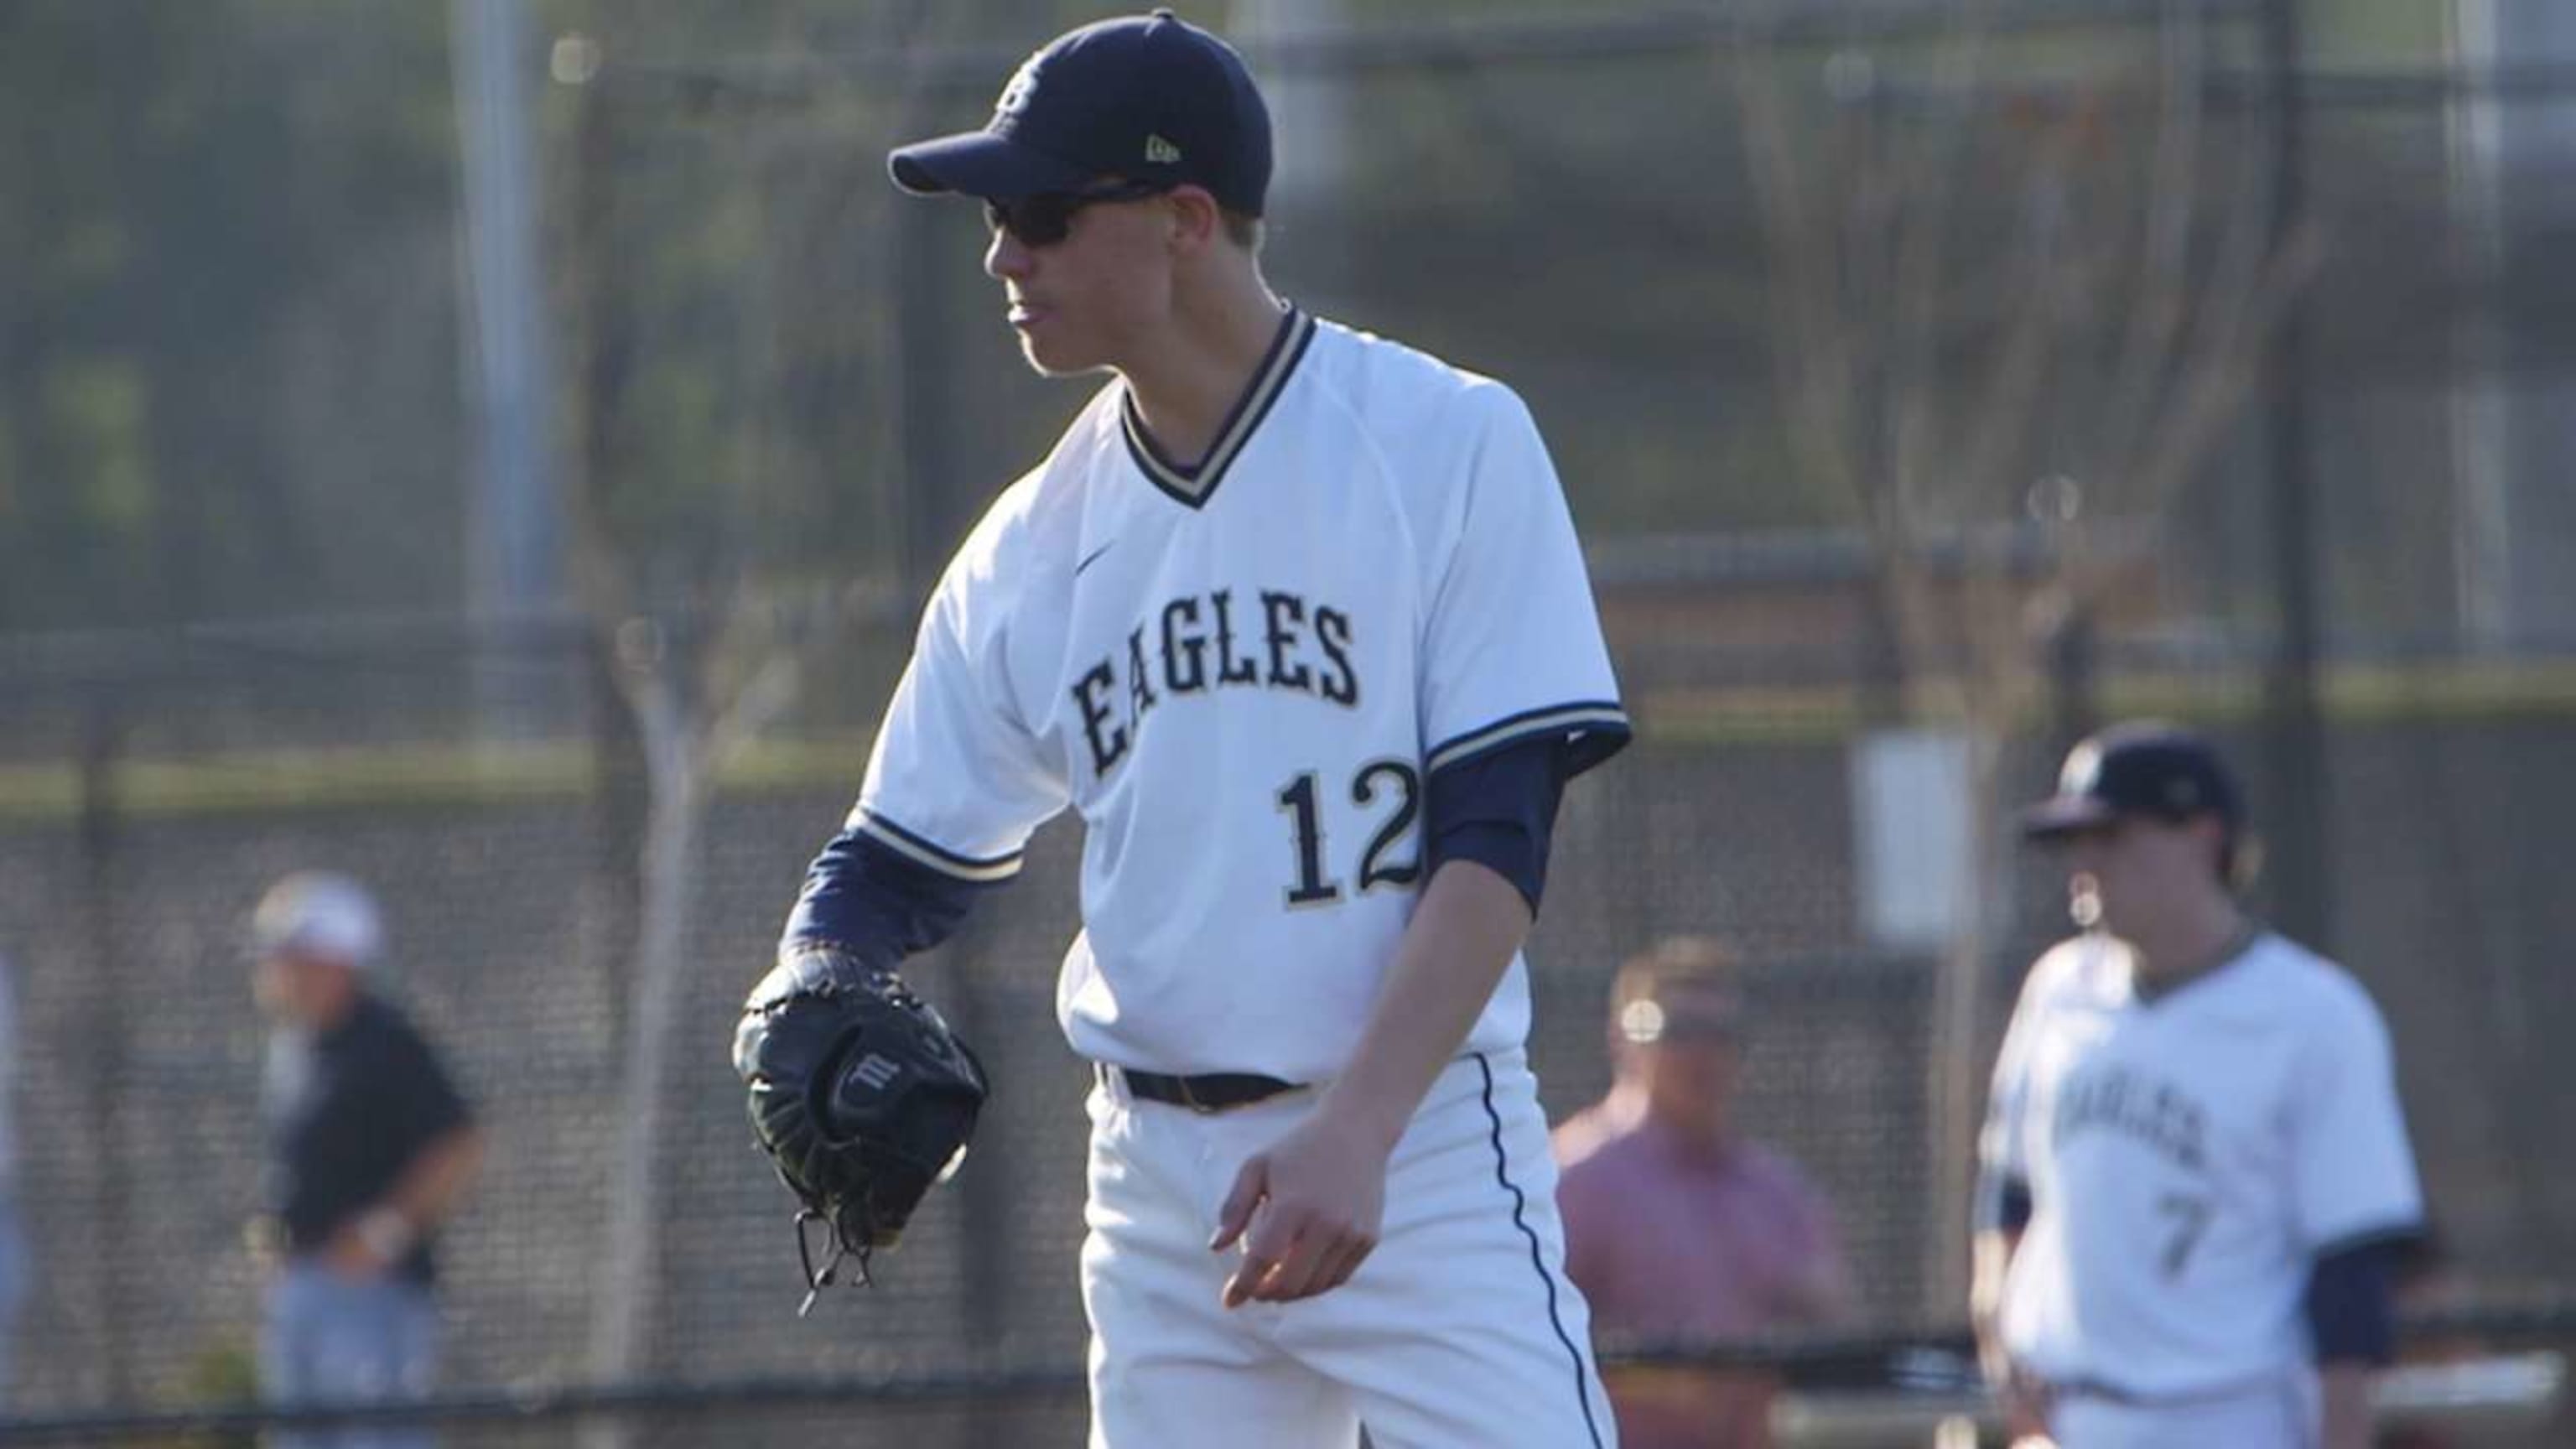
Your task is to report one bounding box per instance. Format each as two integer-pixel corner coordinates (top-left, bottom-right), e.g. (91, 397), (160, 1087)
(995, 57), (1040, 117)
(2059, 742), (2102, 796)
(1144, 133), (1182, 164)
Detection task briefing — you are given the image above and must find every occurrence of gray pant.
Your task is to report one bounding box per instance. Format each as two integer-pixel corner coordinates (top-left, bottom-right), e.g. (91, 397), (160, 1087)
(259, 1262), (440, 1449)
(0, 1200), (24, 1409)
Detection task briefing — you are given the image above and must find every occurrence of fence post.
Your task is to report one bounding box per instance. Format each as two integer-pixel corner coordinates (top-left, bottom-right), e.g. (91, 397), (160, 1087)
(74, 696), (136, 1406)
(2258, 0), (2334, 950)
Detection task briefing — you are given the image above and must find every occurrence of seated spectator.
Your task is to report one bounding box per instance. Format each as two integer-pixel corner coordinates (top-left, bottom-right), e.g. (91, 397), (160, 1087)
(1555, 936), (1852, 1449)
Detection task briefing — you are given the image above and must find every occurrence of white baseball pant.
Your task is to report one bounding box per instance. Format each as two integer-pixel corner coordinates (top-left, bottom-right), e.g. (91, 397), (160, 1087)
(1081, 1049), (1617, 1448)
(2049, 1370), (2321, 1448)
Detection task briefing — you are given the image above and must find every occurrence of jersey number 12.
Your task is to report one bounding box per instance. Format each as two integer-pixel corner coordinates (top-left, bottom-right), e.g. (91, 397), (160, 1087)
(1275, 762), (1422, 907)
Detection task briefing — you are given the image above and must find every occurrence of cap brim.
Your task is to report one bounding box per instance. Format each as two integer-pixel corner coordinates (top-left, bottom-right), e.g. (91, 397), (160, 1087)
(888, 130), (1092, 200)
(2022, 795), (2122, 839)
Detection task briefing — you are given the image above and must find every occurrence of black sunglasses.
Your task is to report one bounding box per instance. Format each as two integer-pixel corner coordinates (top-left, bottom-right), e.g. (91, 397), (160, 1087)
(984, 179), (1171, 248)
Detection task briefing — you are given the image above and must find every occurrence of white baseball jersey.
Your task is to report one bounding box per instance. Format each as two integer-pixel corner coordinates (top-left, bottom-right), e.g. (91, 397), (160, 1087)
(849, 309), (1626, 1083)
(1981, 930), (2423, 1400)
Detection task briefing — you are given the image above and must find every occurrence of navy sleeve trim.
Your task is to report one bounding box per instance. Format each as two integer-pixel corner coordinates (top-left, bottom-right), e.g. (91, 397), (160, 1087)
(1427, 701), (1632, 778)
(1121, 308), (1316, 510)
(2306, 1239), (2399, 1366)
(1426, 735), (1567, 916)
(2312, 1222), (2428, 1260)
(782, 823), (997, 966)
(854, 809), (1024, 883)
(1975, 1170), (2033, 1235)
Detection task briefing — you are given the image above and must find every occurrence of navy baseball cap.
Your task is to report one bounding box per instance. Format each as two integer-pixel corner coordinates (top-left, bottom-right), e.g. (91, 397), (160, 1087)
(888, 9), (1273, 215)
(2022, 722), (2244, 839)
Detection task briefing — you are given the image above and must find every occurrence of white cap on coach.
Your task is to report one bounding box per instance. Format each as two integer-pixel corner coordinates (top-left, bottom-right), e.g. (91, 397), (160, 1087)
(252, 871), (384, 968)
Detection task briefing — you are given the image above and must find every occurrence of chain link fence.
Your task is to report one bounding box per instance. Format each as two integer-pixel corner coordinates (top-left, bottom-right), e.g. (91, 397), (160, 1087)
(1, 599), (2572, 1442)
(7, 0), (2576, 1442)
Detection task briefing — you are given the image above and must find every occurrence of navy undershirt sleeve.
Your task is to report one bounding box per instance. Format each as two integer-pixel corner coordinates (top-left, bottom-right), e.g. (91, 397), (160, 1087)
(782, 824), (993, 969)
(2306, 1238), (2400, 1365)
(1425, 735), (1571, 916)
(1975, 1171), (2034, 1236)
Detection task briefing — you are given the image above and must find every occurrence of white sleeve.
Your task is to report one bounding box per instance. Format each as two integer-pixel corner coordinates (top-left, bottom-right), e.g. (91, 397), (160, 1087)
(1419, 386), (1627, 776)
(851, 559), (1070, 883)
(2288, 985), (2424, 1251)
(1977, 964), (2043, 1210)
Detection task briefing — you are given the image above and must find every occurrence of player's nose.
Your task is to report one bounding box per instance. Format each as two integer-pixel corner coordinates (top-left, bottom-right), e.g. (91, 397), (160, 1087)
(985, 225), (1031, 280)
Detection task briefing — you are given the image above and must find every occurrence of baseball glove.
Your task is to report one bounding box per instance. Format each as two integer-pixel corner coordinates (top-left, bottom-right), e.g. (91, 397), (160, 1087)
(733, 944), (988, 1313)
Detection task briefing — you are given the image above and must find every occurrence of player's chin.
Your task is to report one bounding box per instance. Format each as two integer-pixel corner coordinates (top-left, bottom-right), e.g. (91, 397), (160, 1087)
(1010, 319), (1112, 377)
(1017, 335), (1109, 378)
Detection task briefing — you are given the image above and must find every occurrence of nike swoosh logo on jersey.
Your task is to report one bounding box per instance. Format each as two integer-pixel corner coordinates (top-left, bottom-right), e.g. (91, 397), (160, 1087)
(1075, 541), (1116, 577)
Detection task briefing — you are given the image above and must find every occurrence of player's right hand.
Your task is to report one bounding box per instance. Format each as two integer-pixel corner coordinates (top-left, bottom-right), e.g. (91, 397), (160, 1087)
(1996, 1366), (2055, 1443)
(1209, 1109), (1390, 1307)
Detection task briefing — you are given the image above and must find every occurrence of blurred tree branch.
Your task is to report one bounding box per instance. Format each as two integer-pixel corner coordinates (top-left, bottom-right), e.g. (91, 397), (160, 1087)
(548, 4), (942, 1428)
(1734, 0), (2319, 1317)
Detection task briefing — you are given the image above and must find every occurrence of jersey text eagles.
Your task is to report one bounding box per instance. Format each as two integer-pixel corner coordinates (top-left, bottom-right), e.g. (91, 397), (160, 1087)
(1072, 587), (1358, 776)
(2049, 1064), (2208, 1172)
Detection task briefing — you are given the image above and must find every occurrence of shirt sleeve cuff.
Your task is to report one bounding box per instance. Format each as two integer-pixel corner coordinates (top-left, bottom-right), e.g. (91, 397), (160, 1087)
(1425, 735), (1569, 915)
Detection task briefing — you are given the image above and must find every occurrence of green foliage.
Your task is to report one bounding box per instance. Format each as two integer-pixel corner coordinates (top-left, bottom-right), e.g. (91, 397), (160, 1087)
(0, 0), (2495, 642)
(100, 1327), (266, 1449)
(0, 0), (458, 628)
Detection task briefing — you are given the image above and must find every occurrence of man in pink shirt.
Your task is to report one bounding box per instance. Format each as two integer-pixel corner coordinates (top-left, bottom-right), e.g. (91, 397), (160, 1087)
(1555, 937), (1852, 1449)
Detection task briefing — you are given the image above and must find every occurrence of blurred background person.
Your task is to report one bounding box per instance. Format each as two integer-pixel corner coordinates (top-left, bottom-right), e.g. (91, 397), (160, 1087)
(1554, 935), (1852, 1449)
(250, 873), (482, 1449)
(1977, 724), (2422, 1449)
(0, 950), (24, 1410)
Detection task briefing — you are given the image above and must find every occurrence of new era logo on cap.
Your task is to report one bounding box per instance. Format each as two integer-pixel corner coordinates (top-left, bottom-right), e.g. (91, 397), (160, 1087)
(1145, 134), (1182, 164)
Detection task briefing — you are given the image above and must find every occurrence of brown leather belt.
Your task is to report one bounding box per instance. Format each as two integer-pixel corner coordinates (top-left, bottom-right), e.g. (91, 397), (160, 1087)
(1099, 1063), (1303, 1114)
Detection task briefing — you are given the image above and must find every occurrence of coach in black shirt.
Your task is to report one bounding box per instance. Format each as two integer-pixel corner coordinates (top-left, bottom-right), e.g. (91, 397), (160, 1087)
(252, 873), (481, 1448)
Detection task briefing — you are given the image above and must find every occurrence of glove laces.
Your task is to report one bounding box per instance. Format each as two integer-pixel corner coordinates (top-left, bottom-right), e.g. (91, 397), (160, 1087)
(792, 1208), (873, 1317)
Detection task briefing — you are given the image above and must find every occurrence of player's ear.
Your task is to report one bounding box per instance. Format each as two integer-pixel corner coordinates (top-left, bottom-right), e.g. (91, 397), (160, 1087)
(2184, 813), (2238, 886)
(2222, 828), (2263, 893)
(1163, 185), (1223, 253)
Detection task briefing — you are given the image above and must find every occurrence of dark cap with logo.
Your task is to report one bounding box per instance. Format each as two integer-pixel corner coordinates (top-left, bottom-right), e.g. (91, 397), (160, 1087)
(2022, 722), (2244, 839)
(887, 9), (1273, 216)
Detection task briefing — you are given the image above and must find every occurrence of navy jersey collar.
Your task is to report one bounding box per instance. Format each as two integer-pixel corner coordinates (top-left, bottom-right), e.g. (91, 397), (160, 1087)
(1119, 306), (1317, 510)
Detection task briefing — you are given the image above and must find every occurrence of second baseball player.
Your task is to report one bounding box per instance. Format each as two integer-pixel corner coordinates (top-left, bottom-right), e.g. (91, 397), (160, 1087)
(1975, 723), (2424, 1449)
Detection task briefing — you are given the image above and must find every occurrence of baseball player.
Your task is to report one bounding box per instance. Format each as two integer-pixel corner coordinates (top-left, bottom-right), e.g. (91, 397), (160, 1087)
(1973, 723), (2424, 1449)
(772, 11), (1629, 1446)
